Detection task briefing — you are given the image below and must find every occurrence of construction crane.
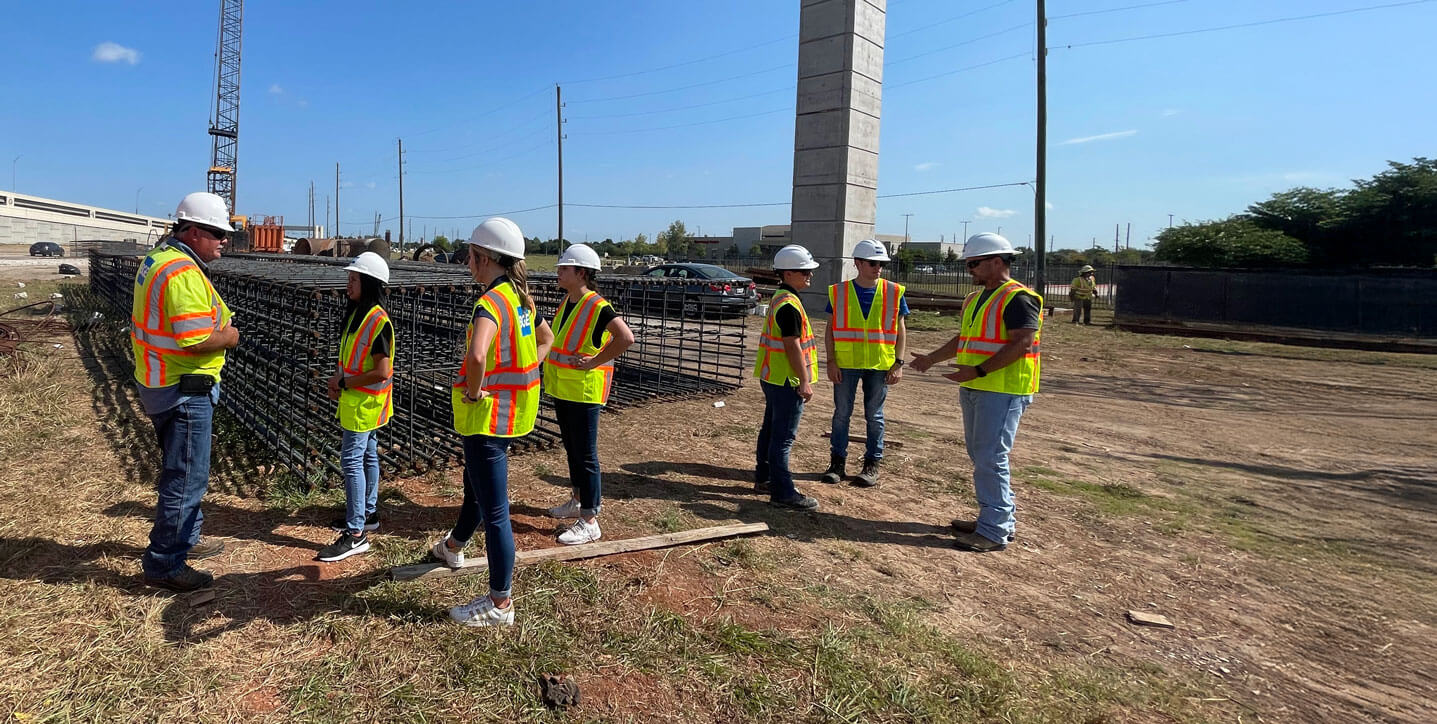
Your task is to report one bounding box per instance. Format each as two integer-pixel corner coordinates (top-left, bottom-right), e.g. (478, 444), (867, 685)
(206, 0), (243, 226)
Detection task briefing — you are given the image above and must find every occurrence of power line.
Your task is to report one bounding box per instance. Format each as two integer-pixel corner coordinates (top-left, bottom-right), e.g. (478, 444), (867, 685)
(568, 181), (1033, 210)
(887, 51), (1030, 90)
(561, 35), (795, 85)
(407, 85), (551, 137)
(886, 21), (1033, 66)
(406, 204), (559, 221)
(406, 137), (554, 176)
(567, 63), (792, 104)
(1055, 0), (1434, 49)
(879, 181), (1032, 199)
(406, 106), (552, 155)
(407, 124), (554, 171)
(569, 86), (794, 120)
(888, 0), (1020, 40)
(1049, 0), (1190, 21)
(571, 107), (792, 136)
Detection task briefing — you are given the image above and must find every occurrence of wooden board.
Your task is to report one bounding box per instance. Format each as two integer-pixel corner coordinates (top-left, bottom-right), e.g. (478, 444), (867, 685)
(390, 522), (771, 582)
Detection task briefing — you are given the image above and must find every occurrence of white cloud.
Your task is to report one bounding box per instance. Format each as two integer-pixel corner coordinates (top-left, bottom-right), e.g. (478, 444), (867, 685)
(365, 181), (377, 189)
(976, 206), (1016, 219)
(296, 98), (309, 108)
(1060, 129), (1137, 145)
(914, 161), (940, 172)
(1045, 201), (1054, 210)
(1161, 108), (1181, 117)
(269, 84), (284, 95)
(92, 42), (140, 65)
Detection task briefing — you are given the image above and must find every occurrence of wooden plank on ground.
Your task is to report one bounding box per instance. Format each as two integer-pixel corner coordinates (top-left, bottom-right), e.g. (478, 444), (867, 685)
(821, 431), (903, 450)
(390, 522), (770, 582)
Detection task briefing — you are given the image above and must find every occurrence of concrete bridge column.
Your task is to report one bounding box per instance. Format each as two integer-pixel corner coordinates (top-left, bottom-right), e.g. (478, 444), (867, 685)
(790, 0), (885, 310)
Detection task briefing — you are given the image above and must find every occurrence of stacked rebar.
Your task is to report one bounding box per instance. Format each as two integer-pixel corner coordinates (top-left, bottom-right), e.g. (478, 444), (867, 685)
(89, 250), (749, 478)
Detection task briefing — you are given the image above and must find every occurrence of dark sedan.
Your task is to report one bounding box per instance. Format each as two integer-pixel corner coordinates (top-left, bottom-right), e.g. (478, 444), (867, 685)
(626, 263), (759, 318)
(29, 242), (65, 257)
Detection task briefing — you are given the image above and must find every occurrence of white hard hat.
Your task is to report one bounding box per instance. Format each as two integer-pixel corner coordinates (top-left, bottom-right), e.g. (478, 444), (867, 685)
(1079, 264), (1095, 274)
(961, 232), (1020, 259)
(851, 238), (890, 262)
(465, 217), (526, 260)
(556, 243), (602, 271)
(344, 251), (390, 284)
(174, 192), (234, 233)
(773, 244), (820, 270)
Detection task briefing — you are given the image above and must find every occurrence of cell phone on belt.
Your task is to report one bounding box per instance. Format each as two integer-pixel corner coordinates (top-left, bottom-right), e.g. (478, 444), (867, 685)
(178, 374), (215, 395)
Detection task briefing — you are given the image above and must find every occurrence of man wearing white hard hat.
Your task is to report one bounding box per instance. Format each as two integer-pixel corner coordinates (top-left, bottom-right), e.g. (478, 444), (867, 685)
(130, 192), (239, 592)
(1070, 264), (1097, 325)
(318, 251), (395, 562)
(751, 244), (822, 511)
(911, 233), (1042, 552)
(820, 239), (909, 488)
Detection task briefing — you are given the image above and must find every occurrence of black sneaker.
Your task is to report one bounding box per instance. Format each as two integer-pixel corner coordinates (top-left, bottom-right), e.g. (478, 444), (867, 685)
(144, 564), (214, 593)
(769, 494), (820, 511)
(316, 531), (370, 562)
(329, 511), (380, 533)
(188, 538), (226, 560)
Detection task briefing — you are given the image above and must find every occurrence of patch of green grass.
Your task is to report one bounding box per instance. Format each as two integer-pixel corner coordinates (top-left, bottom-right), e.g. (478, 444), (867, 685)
(903, 311), (964, 331)
(714, 538), (772, 571)
(532, 461), (554, 478)
(260, 472), (344, 511)
(652, 505), (689, 533)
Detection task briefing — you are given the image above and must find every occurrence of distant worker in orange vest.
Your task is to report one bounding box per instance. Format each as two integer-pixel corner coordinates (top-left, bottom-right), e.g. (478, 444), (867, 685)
(821, 239), (908, 488)
(542, 243), (635, 546)
(130, 192), (239, 592)
(911, 233), (1042, 553)
(318, 251), (395, 563)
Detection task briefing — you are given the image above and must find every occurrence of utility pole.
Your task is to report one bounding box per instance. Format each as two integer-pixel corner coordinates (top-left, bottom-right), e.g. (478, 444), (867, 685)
(308, 181), (314, 236)
(335, 162), (341, 238)
(325, 195), (330, 237)
(556, 84), (565, 251)
(397, 138), (405, 253)
(1125, 222), (1131, 250)
(902, 213), (914, 244)
(1115, 223), (1120, 253)
(961, 219), (970, 241)
(1167, 213), (1174, 228)
(1034, 0), (1049, 300)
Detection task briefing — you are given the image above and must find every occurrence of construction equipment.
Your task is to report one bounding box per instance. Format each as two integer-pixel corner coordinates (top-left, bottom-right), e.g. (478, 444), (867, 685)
(206, 0), (243, 218)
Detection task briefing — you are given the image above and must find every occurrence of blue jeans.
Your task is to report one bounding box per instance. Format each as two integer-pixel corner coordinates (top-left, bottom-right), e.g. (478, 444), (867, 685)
(142, 393), (214, 578)
(452, 434), (514, 599)
(830, 368), (888, 461)
(755, 381), (804, 501)
(554, 398), (602, 517)
(341, 429), (380, 533)
(959, 387), (1033, 544)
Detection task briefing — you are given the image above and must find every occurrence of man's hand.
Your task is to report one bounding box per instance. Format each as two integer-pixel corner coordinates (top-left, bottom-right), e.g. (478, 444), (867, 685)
(220, 324), (241, 349)
(826, 359), (841, 384)
(910, 351), (935, 373)
(886, 364), (903, 385)
(797, 381), (814, 403)
(327, 372), (342, 401)
(460, 388), (491, 405)
(575, 355), (598, 371)
(942, 365), (979, 384)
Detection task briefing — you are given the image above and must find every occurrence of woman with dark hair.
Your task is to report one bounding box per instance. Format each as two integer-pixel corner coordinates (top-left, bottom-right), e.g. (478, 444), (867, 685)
(317, 252), (395, 562)
(543, 243), (634, 544)
(434, 217), (554, 628)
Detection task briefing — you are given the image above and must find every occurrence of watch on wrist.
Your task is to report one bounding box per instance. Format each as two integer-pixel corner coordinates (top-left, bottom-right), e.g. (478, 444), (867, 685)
(892, 359), (904, 369)
(338, 376), (347, 390)
(973, 364), (987, 378)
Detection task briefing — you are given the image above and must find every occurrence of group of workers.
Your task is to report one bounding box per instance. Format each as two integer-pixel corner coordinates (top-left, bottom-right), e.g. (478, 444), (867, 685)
(130, 191), (1043, 627)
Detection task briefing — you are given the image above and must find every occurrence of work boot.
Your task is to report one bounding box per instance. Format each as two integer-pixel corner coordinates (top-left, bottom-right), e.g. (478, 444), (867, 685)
(952, 531), (1007, 553)
(853, 459), (880, 488)
(820, 455), (846, 484)
(769, 494), (820, 512)
(144, 564), (214, 593)
(188, 538), (225, 560)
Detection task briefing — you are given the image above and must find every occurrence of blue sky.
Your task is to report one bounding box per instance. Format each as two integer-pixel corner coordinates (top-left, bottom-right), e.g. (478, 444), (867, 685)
(2, 0), (1433, 250)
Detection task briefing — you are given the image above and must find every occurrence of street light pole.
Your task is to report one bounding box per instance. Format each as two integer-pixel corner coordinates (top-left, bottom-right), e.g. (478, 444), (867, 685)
(1167, 213), (1174, 228)
(135, 187), (143, 214)
(961, 220), (970, 240)
(10, 155), (19, 191)
(902, 213), (914, 244)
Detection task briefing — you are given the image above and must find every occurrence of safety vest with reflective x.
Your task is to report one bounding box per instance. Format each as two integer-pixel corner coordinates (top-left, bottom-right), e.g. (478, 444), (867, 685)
(129, 244), (231, 388)
(543, 290), (615, 405)
(337, 305), (395, 432)
(753, 289), (818, 387)
(955, 279), (1043, 395)
(452, 282), (541, 438)
(828, 279), (904, 370)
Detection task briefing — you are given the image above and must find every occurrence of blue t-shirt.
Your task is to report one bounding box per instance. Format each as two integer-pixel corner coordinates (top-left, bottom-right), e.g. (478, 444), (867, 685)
(824, 282), (910, 318)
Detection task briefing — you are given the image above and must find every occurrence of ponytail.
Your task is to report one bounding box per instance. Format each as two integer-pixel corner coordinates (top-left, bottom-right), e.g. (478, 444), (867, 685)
(474, 248), (536, 315)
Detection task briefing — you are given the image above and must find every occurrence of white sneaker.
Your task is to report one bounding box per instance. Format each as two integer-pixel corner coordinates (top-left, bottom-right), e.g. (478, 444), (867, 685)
(557, 517), (602, 545)
(547, 498), (582, 519)
(449, 595), (515, 627)
(431, 536), (464, 569)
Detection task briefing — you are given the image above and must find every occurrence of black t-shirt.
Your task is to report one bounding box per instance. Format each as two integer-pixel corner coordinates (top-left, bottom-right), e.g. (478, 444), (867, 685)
(555, 296), (619, 349)
(971, 285), (1042, 331)
(774, 284), (804, 338)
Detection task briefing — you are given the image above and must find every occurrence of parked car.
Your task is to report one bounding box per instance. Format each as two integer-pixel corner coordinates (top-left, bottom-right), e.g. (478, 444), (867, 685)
(29, 242), (65, 257)
(914, 264), (935, 274)
(626, 263), (759, 318)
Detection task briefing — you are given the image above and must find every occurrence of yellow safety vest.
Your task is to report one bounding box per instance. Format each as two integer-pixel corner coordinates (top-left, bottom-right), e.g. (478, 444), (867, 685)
(543, 290), (615, 405)
(753, 289), (818, 386)
(452, 282), (541, 437)
(955, 279), (1043, 395)
(130, 243), (231, 388)
(337, 305), (395, 432)
(1070, 275), (1096, 300)
(828, 279), (904, 370)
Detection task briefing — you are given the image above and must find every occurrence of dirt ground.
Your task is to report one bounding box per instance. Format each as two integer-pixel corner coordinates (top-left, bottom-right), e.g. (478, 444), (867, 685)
(1, 264), (1434, 722)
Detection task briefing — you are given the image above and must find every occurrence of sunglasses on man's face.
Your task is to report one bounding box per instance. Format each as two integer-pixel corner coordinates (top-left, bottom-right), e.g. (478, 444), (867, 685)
(966, 257), (992, 269)
(858, 259), (885, 267)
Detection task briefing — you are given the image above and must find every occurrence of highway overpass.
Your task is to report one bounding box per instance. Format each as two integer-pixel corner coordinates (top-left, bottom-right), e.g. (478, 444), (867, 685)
(0, 189), (171, 246)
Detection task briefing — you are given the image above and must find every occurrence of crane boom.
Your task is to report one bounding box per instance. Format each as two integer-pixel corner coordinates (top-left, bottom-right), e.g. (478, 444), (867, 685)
(206, 0), (243, 215)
